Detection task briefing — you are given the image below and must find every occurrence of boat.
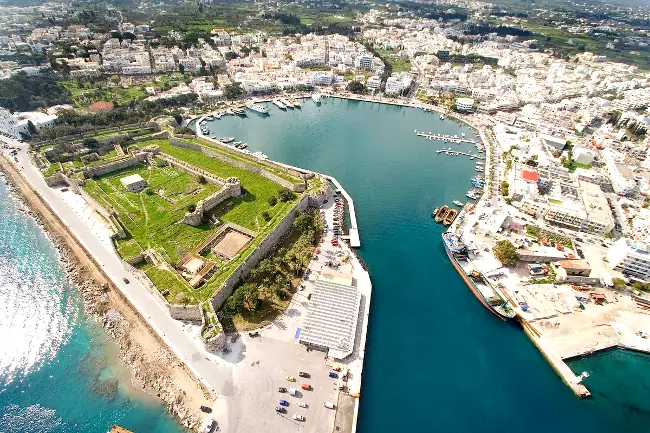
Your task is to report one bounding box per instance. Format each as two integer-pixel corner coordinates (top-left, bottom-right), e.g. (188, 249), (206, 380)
(442, 232), (516, 320)
(440, 114), (445, 120)
(431, 207), (440, 218)
(435, 205), (449, 223)
(444, 208), (458, 225)
(252, 151), (268, 160)
(232, 107), (246, 116)
(246, 102), (269, 114)
(312, 93), (322, 104)
(461, 132), (466, 137)
(272, 100), (287, 110)
(289, 98), (301, 108)
(220, 137), (234, 143)
(452, 200), (463, 207)
(236, 142), (248, 149)
(466, 191), (479, 200)
(232, 141), (242, 146)
(280, 98), (294, 108)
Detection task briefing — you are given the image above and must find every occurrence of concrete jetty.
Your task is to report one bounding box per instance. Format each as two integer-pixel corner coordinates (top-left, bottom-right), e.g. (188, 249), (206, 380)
(416, 132), (478, 144)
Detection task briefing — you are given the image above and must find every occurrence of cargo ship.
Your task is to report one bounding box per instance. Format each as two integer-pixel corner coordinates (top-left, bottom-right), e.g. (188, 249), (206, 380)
(442, 232), (516, 320)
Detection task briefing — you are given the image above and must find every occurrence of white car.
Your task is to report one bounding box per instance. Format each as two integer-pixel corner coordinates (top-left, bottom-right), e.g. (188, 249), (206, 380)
(293, 414), (305, 421)
(297, 401), (307, 408)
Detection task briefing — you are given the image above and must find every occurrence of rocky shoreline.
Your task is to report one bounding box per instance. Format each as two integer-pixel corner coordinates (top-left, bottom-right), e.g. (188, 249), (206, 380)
(0, 158), (211, 432)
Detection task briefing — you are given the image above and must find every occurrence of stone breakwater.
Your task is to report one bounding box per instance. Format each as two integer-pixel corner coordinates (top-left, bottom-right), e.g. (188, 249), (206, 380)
(0, 159), (211, 432)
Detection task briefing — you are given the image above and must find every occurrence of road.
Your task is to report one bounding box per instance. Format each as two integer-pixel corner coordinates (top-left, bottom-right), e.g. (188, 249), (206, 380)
(2, 138), (229, 398)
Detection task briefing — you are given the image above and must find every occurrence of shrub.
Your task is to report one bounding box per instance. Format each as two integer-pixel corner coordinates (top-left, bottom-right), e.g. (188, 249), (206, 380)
(268, 195), (278, 206)
(144, 187), (154, 196)
(187, 203), (197, 212)
(261, 211), (271, 221)
(175, 292), (188, 304)
(493, 240), (518, 266)
(196, 174), (207, 184)
(278, 187), (295, 202)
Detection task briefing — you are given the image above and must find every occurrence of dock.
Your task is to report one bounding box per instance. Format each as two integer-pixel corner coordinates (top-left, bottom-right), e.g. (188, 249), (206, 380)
(436, 149), (485, 160)
(416, 132), (478, 144)
(321, 174), (361, 248)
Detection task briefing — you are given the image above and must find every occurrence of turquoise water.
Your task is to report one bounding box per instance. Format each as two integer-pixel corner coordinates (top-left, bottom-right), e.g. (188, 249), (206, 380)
(0, 179), (185, 433)
(204, 98), (650, 433)
(2, 99), (649, 433)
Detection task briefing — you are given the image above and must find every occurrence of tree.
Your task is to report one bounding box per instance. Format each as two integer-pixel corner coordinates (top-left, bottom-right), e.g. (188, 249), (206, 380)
(493, 240), (518, 266)
(83, 137), (99, 148)
(278, 187), (295, 202)
(179, 63), (185, 74)
(267, 195), (278, 206)
(612, 278), (627, 291)
(293, 211), (314, 233)
(175, 292), (188, 304)
(347, 80), (366, 94)
(26, 120), (38, 136)
(223, 82), (243, 100)
(171, 111), (183, 125)
(196, 174), (207, 184)
(261, 211), (271, 221)
(239, 283), (259, 312)
(224, 51), (238, 61)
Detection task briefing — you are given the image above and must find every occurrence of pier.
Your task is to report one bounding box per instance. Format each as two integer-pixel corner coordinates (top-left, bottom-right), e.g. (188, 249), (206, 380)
(436, 149), (485, 160)
(321, 174), (361, 248)
(416, 132), (478, 144)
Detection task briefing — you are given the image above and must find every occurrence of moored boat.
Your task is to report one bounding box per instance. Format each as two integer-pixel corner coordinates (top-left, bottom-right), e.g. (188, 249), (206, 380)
(289, 98), (301, 108)
(442, 232), (516, 320)
(220, 136), (235, 143)
(444, 208), (458, 225)
(272, 100), (287, 110)
(232, 107), (246, 116)
(452, 200), (463, 207)
(312, 93), (322, 104)
(435, 205), (449, 223)
(280, 98), (294, 108)
(431, 207), (440, 218)
(246, 102), (269, 114)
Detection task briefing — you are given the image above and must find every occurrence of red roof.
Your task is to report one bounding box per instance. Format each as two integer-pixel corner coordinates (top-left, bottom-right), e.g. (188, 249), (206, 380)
(521, 168), (538, 182)
(88, 101), (114, 112)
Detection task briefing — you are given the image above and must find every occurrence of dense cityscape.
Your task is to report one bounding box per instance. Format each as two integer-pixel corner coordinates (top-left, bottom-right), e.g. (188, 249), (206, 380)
(1, 0), (650, 432)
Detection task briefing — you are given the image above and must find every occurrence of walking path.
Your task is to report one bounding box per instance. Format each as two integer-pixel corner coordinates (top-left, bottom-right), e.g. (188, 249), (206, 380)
(0, 137), (228, 399)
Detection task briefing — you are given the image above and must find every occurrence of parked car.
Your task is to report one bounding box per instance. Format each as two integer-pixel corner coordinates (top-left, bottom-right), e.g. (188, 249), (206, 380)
(293, 414), (305, 421)
(200, 405), (212, 413)
(279, 400), (289, 406)
(286, 376), (295, 382)
(122, 278), (130, 284)
(278, 387), (287, 393)
(203, 419), (218, 433)
(249, 331), (260, 338)
(298, 372), (310, 378)
(275, 406), (286, 413)
(332, 367), (341, 372)
(301, 384), (312, 391)
(297, 401), (307, 408)
(323, 401), (335, 409)
(329, 372), (338, 378)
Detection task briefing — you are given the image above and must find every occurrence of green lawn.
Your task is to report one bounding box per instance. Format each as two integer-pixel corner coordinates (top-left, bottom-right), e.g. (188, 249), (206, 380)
(83, 163), (220, 263)
(116, 238), (143, 259)
(138, 262), (196, 304)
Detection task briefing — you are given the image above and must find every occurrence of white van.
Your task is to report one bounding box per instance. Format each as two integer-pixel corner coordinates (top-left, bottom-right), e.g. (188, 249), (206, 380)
(289, 388), (297, 396)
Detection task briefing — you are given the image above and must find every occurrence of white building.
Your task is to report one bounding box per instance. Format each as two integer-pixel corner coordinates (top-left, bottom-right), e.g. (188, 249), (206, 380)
(307, 72), (334, 86)
(572, 147), (595, 165)
(0, 108), (20, 139)
(455, 97), (475, 112)
(601, 148), (637, 196)
(12, 112), (57, 137)
(366, 76), (381, 91)
(354, 53), (374, 71)
(384, 74), (412, 95)
(120, 174), (147, 193)
(608, 238), (650, 281)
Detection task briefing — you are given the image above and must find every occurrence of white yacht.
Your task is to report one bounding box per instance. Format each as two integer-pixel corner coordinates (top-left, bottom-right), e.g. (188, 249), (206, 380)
(272, 100), (286, 110)
(245, 102), (269, 114)
(280, 98), (294, 108)
(311, 93), (322, 104)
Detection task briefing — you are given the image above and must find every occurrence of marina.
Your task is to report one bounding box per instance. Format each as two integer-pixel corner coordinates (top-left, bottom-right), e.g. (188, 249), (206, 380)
(436, 148), (485, 160)
(415, 131), (478, 144)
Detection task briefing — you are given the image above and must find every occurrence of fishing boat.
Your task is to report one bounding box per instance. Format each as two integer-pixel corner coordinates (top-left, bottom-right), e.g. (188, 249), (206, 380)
(444, 208), (458, 225)
(452, 200), (463, 207)
(431, 207), (440, 218)
(312, 93), (322, 104)
(435, 205), (449, 223)
(280, 98), (294, 108)
(220, 136), (235, 143)
(246, 102), (269, 114)
(272, 100), (287, 110)
(442, 232), (516, 320)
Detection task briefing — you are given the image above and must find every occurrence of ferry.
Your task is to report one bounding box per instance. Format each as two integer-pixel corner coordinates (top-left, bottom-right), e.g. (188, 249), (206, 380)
(435, 205), (449, 223)
(312, 93), (322, 104)
(442, 232), (516, 320)
(444, 208), (458, 225)
(246, 102), (269, 114)
(272, 100), (287, 110)
(452, 200), (464, 207)
(220, 137), (235, 143)
(280, 98), (294, 108)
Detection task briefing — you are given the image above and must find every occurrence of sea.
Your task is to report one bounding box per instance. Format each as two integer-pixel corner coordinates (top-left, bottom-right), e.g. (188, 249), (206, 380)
(1, 98), (650, 432)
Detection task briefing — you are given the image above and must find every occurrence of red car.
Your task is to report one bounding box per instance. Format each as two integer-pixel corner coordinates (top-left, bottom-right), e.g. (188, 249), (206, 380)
(301, 384), (312, 391)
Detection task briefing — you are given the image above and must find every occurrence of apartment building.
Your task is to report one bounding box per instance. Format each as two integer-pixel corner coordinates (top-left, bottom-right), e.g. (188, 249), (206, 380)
(609, 238), (650, 281)
(0, 108), (20, 139)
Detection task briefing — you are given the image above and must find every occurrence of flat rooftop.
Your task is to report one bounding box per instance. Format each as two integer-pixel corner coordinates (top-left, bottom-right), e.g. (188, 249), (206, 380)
(299, 279), (361, 360)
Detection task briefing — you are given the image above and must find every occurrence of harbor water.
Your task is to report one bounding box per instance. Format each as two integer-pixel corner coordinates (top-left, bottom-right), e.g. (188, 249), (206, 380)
(1, 98), (649, 433)
(0, 179), (185, 433)
(204, 98), (650, 433)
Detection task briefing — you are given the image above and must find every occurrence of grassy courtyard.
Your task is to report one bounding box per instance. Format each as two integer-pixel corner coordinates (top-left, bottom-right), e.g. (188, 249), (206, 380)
(84, 163), (220, 263)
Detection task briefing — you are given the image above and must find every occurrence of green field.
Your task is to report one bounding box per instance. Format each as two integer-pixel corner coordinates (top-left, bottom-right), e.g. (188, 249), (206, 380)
(84, 163), (219, 263)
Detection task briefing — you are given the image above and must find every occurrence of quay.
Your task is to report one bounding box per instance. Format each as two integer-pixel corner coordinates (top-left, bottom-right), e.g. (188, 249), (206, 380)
(416, 132), (478, 144)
